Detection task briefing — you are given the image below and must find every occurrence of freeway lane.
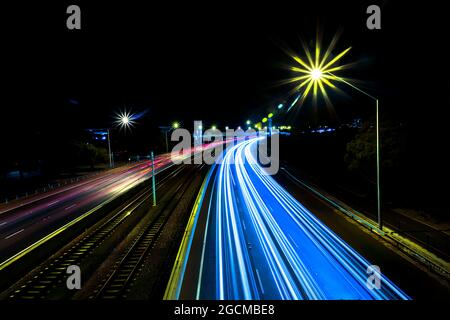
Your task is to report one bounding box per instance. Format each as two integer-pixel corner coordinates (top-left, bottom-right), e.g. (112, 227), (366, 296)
(275, 166), (450, 299)
(175, 137), (409, 300)
(0, 154), (177, 264)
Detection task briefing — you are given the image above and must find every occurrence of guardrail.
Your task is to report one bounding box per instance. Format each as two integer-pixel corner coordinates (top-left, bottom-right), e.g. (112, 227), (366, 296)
(281, 167), (450, 282)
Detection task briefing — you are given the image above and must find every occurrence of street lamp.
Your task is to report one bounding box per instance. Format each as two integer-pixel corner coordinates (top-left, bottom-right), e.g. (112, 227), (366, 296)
(115, 110), (135, 131)
(159, 122), (180, 153)
(107, 129), (113, 168)
(311, 68), (323, 80)
(328, 74), (381, 229)
(284, 35), (382, 229)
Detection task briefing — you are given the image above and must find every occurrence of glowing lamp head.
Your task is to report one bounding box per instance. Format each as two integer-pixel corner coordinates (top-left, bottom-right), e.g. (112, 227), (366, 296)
(115, 110), (136, 131)
(121, 116), (130, 125)
(311, 68), (322, 80)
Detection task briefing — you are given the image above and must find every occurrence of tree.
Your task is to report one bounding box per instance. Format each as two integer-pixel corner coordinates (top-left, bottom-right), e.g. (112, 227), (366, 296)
(345, 121), (403, 183)
(75, 143), (108, 169)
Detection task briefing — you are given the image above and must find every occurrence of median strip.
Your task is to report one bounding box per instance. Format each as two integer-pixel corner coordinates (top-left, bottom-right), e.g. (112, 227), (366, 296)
(164, 165), (215, 300)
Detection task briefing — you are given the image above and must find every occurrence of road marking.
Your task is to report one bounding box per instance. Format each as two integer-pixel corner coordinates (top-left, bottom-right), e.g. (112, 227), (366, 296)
(255, 268), (265, 295)
(47, 200), (59, 207)
(0, 222), (7, 227)
(64, 204), (77, 211)
(288, 234), (299, 248)
(5, 229), (24, 240)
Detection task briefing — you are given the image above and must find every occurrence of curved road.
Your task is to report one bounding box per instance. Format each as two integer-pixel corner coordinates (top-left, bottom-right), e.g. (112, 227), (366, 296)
(174, 137), (410, 300)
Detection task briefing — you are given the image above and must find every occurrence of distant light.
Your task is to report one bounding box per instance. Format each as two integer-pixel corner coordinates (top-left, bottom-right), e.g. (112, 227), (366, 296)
(225, 126), (229, 130)
(277, 103), (284, 109)
(268, 113), (274, 119)
(172, 122), (180, 129)
(101, 136), (106, 141)
(262, 117), (268, 123)
(237, 126), (241, 130)
(246, 120), (251, 125)
(198, 125), (203, 130)
(121, 116), (130, 125)
(115, 110), (135, 130)
(211, 125), (216, 130)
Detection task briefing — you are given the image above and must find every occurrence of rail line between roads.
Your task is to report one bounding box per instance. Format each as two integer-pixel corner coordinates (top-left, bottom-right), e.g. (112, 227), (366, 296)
(5, 165), (186, 299)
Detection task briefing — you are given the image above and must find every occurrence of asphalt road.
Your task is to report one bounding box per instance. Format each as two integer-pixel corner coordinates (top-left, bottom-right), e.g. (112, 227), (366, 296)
(0, 154), (177, 264)
(176, 137), (449, 300)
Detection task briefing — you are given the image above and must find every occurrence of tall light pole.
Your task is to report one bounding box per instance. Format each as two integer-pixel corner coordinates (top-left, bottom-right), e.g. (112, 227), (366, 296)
(91, 111), (134, 169)
(159, 122), (180, 153)
(328, 75), (381, 229)
(107, 129), (113, 168)
(151, 151), (156, 206)
(283, 35), (382, 229)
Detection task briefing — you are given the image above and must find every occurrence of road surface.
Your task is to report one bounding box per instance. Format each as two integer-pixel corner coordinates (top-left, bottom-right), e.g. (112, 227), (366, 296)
(172, 137), (411, 300)
(0, 154), (177, 266)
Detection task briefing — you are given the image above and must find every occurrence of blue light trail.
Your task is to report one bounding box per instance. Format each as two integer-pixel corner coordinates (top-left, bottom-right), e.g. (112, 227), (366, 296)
(194, 137), (409, 300)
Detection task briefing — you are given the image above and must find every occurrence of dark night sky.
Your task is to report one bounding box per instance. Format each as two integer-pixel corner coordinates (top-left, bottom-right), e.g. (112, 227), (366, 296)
(2, 1), (449, 156)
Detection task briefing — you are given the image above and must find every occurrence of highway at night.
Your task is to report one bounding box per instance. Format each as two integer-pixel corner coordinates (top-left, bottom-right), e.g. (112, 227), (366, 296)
(169, 137), (411, 300)
(0, 155), (177, 269)
(2, 3), (449, 317)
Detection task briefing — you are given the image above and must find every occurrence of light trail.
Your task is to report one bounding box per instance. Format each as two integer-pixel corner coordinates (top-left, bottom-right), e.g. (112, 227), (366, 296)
(0, 141), (223, 270)
(195, 137), (410, 300)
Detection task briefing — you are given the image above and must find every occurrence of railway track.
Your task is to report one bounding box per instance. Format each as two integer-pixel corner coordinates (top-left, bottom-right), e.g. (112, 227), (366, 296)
(6, 165), (186, 299)
(92, 164), (203, 299)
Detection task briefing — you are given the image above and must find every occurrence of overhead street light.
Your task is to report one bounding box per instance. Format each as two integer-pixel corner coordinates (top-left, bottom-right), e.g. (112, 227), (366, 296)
(285, 32), (382, 229)
(160, 121), (180, 153)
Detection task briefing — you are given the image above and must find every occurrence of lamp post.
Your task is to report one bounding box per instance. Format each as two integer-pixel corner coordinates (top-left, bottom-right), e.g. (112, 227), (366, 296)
(329, 74), (381, 229)
(159, 122), (180, 153)
(107, 129), (113, 168)
(283, 37), (382, 230)
(96, 111), (134, 169)
(151, 151), (156, 206)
